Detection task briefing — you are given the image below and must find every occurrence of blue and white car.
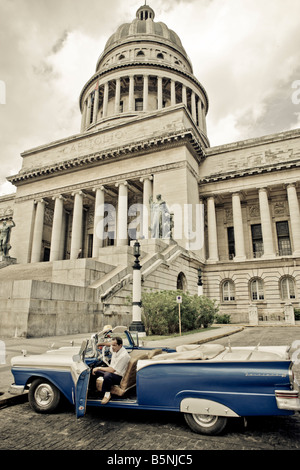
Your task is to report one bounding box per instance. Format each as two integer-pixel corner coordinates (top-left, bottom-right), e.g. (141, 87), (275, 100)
(9, 326), (300, 435)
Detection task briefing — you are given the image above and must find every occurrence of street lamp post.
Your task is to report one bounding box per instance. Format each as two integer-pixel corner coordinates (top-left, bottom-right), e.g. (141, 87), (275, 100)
(129, 240), (146, 336)
(197, 267), (203, 296)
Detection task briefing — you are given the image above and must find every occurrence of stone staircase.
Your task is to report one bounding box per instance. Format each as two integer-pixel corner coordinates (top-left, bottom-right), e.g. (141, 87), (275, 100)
(0, 239), (199, 337)
(91, 241), (185, 316)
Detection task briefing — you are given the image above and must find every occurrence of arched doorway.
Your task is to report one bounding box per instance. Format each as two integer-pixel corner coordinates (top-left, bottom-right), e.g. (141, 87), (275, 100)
(177, 272), (187, 292)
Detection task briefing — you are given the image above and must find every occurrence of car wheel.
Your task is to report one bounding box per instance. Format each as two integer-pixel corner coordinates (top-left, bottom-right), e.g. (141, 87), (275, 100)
(28, 379), (61, 413)
(184, 413), (228, 435)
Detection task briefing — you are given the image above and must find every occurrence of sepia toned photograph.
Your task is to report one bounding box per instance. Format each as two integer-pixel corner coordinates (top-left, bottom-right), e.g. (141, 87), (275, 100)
(0, 0), (300, 455)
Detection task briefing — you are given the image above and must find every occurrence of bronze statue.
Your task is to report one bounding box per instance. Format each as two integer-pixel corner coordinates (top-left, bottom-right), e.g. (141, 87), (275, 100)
(0, 219), (15, 257)
(150, 194), (173, 239)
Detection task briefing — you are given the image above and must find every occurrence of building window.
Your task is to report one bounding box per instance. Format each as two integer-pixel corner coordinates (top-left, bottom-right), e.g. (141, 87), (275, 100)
(250, 278), (264, 301)
(87, 234), (93, 258)
(157, 53), (164, 59)
(136, 50), (145, 57)
(227, 227), (235, 259)
(177, 272), (187, 292)
(135, 98), (143, 111)
(280, 276), (296, 300)
(276, 221), (292, 256)
(222, 280), (235, 301)
(251, 224), (263, 258)
(119, 101), (123, 113)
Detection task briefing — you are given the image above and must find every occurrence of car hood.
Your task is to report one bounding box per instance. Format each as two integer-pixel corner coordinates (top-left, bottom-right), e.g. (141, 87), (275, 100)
(11, 347), (82, 368)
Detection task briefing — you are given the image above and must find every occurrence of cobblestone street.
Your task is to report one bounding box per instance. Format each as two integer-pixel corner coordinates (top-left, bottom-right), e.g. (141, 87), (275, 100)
(1, 397), (300, 451)
(1, 327), (300, 452)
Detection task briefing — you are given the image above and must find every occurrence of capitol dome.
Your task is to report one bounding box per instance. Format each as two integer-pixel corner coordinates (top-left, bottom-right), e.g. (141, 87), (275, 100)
(102, 5), (188, 65)
(79, 4), (209, 145)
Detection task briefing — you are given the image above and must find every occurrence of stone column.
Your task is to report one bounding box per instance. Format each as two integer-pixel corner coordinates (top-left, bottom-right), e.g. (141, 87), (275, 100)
(81, 100), (87, 132)
(207, 196), (219, 262)
(258, 188), (276, 258)
(50, 195), (65, 262)
(70, 191), (84, 259)
(85, 94), (92, 128)
(129, 75), (134, 111)
(198, 197), (205, 262)
(197, 100), (204, 129)
(103, 82), (109, 117)
(191, 91), (197, 122)
(93, 84), (99, 123)
(182, 85), (187, 106)
(287, 183), (300, 256)
(31, 199), (46, 263)
(140, 176), (153, 239)
(114, 78), (121, 114)
(202, 103), (207, 134)
(143, 75), (148, 111)
(157, 76), (163, 109)
(92, 186), (105, 257)
(116, 182), (128, 246)
(232, 192), (246, 261)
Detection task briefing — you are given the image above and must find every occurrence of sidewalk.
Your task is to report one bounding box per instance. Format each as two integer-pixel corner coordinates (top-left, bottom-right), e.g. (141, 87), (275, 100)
(141, 325), (243, 349)
(0, 325), (243, 407)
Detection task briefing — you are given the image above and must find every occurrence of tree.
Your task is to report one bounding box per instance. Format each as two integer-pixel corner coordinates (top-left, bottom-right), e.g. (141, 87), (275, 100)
(141, 290), (218, 335)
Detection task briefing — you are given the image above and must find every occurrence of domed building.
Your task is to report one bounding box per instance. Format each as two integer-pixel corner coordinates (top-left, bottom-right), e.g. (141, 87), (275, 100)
(80, 4), (208, 144)
(0, 4), (299, 336)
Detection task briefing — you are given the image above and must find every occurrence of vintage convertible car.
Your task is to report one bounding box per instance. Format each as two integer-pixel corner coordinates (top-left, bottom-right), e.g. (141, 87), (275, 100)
(9, 326), (300, 435)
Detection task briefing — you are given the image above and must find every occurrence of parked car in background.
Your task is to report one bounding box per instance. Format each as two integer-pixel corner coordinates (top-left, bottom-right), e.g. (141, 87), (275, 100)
(9, 326), (300, 435)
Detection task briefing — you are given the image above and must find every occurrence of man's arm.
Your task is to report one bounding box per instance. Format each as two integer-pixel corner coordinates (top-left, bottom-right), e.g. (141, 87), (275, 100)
(92, 365), (115, 375)
(97, 341), (112, 348)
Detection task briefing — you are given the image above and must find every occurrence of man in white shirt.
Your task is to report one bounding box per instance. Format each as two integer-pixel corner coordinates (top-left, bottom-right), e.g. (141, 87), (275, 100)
(92, 336), (130, 404)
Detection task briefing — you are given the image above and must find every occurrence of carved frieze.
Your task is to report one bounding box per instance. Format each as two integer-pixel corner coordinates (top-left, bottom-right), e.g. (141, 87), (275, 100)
(272, 200), (286, 217)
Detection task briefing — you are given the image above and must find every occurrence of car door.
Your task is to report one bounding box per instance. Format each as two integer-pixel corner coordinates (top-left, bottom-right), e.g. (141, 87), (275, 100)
(75, 367), (91, 418)
(72, 339), (91, 418)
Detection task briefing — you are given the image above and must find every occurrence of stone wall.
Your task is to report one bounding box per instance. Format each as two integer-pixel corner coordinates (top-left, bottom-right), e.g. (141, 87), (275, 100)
(0, 279), (101, 337)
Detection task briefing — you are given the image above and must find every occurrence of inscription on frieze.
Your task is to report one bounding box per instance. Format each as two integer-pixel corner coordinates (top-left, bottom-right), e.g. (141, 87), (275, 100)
(56, 130), (126, 158)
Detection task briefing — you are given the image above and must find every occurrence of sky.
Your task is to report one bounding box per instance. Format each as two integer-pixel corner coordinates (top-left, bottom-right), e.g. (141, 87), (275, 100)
(0, 0), (300, 196)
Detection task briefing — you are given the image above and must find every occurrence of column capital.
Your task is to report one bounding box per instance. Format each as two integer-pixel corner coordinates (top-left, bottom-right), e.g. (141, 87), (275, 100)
(286, 182), (297, 189)
(231, 191), (246, 200)
(140, 175), (153, 183)
(52, 194), (66, 201)
(71, 190), (85, 197)
(115, 180), (128, 188)
(93, 185), (106, 192)
(258, 187), (269, 194)
(34, 198), (48, 205)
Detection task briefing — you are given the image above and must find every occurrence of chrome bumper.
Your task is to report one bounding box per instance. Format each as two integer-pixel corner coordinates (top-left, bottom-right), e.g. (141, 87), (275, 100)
(275, 389), (300, 411)
(9, 384), (25, 395)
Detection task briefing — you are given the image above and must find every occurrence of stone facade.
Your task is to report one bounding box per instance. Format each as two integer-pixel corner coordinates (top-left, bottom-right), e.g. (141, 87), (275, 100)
(0, 5), (299, 336)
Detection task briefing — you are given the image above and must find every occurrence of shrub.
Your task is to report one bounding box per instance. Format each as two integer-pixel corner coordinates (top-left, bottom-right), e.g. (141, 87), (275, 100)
(294, 308), (300, 321)
(190, 295), (219, 328)
(215, 314), (231, 324)
(142, 290), (218, 335)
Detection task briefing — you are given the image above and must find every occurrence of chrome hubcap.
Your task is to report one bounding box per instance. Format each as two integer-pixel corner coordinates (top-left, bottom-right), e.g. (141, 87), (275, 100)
(34, 383), (54, 408)
(192, 414), (218, 428)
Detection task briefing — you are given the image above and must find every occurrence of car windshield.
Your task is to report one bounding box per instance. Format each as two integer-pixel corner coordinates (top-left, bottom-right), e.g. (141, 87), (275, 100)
(106, 332), (135, 348)
(85, 329), (136, 359)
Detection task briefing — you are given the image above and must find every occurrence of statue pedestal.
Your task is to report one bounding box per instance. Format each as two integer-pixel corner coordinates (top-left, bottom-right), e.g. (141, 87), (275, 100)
(0, 255), (17, 267)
